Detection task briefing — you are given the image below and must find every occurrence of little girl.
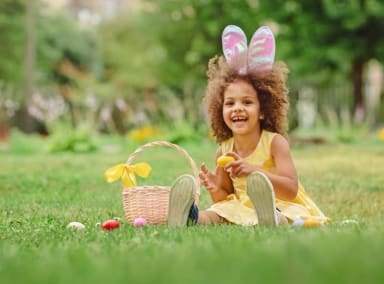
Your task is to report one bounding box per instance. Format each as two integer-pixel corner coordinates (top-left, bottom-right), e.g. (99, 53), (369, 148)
(167, 25), (329, 227)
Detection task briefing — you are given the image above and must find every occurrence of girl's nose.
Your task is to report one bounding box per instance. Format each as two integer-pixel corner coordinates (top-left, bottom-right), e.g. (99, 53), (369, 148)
(233, 103), (244, 112)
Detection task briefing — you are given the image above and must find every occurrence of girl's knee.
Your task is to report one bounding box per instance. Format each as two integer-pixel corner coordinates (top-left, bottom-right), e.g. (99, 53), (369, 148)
(277, 212), (288, 225)
(198, 210), (223, 225)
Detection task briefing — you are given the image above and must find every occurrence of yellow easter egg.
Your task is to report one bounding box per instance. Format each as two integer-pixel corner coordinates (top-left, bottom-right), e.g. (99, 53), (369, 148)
(217, 155), (235, 167)
(303, 219), (321, 228)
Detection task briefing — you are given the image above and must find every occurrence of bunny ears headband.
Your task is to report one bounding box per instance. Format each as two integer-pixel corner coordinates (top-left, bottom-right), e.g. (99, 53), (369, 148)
(222, 25), (275, 75)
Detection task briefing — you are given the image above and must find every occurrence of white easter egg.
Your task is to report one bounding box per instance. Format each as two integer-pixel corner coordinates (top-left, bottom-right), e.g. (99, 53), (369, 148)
(67, 221), (86, 230)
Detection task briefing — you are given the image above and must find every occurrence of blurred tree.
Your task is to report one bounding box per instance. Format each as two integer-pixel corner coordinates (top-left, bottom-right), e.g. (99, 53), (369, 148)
(142, 0), (266, 87)
(259, 0), (384, 124)
(0, 0), (25, 85)
(115, 0), (269, 129)
(0, 0), (39, 133)
(98, 13), (163, 133)
(0, 0), (99, 132)
(3, 0), (383, 135)
(99, 13), (160, 92)
(17, 0), (37, 133)
(36, 11), (99, 128)
(0, 0), (38, 137)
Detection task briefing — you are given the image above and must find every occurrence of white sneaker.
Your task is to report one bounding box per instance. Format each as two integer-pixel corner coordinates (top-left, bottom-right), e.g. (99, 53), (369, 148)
(167, 174), (197, 227)
(247, 172), (278, 226)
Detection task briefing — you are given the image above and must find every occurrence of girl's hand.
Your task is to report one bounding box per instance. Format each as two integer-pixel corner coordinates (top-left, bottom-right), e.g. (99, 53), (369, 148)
(224, 152), (259, 178)
(199, 163), (219, 192)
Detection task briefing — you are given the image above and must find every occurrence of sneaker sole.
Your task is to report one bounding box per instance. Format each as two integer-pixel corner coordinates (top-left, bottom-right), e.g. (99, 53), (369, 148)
(167, 175), (196, 227)
(247, 172), (278, 226)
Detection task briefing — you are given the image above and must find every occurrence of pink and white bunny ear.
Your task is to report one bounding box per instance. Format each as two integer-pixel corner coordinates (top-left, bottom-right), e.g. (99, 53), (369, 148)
(222, 25), (248, 75)
(247, 26), (275, 73)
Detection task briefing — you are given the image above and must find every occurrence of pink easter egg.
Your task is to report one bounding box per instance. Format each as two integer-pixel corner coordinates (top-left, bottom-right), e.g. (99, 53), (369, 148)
(133, 217), (148, 227)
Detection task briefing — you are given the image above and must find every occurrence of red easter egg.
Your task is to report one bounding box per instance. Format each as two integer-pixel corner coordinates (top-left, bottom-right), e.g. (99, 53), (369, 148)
(101, 219), (120, 230)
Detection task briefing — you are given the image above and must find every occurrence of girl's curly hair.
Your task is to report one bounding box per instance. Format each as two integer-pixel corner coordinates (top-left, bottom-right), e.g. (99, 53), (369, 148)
(203, 56), (290, 143)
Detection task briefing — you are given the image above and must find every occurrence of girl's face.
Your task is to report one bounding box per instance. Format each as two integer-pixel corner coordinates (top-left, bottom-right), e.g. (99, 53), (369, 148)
(222, 79), (262, 136)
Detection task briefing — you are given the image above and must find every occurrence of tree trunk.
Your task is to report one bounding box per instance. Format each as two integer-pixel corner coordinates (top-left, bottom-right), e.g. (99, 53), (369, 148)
(25, 0), (35, 106)
(58, 85), (77, 128)
(0, 122), (10, 144)
(352, 58), (365, 124)
(16, 0), (38, 133)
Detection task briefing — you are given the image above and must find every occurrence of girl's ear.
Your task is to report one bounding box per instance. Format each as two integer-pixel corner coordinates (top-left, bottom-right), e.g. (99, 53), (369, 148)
(222, 25), (248, 75)
(247, 26), (275, 73)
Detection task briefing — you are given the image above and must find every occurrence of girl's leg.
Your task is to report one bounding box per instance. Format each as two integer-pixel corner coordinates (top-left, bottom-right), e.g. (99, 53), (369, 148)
(277, 211), (288, 225)
(247, 172), (279, 226)
(198, 210), (224, 225)
(168, 174), (197, 227)
(168, 175), (227, 226)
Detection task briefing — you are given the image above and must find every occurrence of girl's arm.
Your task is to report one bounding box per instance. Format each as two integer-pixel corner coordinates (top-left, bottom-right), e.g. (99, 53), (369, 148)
(265, 134), (298, 200)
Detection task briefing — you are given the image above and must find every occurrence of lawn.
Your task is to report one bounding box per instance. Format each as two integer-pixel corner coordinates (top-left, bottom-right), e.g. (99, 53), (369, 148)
(1, 135), (384, 284)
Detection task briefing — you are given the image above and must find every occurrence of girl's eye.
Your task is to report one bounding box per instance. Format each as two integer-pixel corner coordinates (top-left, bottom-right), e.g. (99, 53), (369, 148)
(224, 101), (234, 106)
(244, 100), (253, 105)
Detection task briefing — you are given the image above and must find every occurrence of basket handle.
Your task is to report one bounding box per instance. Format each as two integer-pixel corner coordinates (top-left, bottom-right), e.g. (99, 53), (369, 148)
(126, 141), (201, 194)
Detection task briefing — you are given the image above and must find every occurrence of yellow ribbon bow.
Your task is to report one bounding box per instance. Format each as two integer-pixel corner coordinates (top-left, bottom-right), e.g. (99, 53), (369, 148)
(104, 163), (152, 188)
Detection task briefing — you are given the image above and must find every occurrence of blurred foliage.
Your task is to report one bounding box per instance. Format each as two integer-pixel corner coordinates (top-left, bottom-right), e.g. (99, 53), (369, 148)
(37, 13), (98, 86)
(259, 0), (384, 85)
(379, 128), (384, 141)
(0, 0), (383, 140)
(46, 123), (99, 153)
(99, 14), (160, 91)
(127, 125), (163, 142)
(0, 0), (98, 87)
(162, 121), (208, 145)
(0, 0), (25, 85)
(140, 0), (269, 87)
(259, 0), (384, 126)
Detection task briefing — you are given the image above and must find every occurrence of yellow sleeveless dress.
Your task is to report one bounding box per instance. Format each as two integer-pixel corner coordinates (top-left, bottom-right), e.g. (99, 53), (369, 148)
(207, 130), (329, 226)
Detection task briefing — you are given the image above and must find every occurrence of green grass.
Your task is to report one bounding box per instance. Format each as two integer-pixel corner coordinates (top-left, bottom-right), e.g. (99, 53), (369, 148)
(1, 137), (384, 284)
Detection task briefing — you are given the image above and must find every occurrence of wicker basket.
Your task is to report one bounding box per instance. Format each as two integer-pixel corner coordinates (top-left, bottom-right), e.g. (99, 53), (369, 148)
(122, 141), (200, 225)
